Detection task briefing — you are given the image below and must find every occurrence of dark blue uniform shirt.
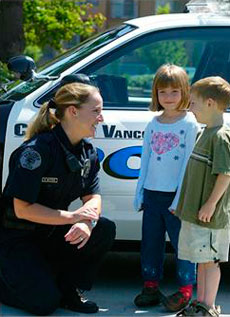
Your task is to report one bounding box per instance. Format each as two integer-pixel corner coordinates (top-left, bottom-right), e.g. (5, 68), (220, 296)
(2, 124), (100, 230)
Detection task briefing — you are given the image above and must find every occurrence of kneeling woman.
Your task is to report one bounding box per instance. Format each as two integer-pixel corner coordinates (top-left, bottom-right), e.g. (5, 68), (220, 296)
(0, 80), (116, 315)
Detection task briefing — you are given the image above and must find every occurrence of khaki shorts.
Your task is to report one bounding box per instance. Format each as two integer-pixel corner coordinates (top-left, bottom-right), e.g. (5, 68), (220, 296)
(178, 221), (230, 263)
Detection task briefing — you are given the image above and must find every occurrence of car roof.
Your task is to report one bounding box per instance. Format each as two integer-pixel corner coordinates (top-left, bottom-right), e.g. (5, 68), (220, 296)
(124, 13), (230, 30)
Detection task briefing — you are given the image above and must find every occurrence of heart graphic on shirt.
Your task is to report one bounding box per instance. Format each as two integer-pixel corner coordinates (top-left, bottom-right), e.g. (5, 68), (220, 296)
(151, 132), (179, 155)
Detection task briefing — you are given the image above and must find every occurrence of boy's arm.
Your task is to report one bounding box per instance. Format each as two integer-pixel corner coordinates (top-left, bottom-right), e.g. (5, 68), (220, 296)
(198, 173), (230, 222)
(169, 121), (199, 212)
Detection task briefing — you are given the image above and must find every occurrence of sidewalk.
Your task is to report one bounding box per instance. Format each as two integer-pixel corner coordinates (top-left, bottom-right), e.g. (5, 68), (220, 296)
(0, 253), (229, 316)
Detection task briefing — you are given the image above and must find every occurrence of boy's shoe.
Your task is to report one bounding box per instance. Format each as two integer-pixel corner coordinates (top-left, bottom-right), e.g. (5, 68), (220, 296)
(176, 300), (221, 316)
(134, 287), (162, 307)
(61, 289), (99, 314)
(194, 302), (221, 316)
(161, 291), (191, 312)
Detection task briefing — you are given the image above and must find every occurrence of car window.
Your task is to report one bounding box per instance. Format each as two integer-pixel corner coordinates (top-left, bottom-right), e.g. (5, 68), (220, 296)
(35, 27), (230, 110)
(1, 24), (135, 102)
(84, 27), (230, 110)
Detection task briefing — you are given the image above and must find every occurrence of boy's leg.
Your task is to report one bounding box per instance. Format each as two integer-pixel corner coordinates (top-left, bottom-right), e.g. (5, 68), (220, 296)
(197, 263), (205, 303)
(176, 262), (221, 317)
(201, 262), (220, 308)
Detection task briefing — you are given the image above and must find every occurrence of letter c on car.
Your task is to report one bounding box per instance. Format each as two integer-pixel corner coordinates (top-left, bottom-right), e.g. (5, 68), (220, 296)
(14, 123), (28, 136)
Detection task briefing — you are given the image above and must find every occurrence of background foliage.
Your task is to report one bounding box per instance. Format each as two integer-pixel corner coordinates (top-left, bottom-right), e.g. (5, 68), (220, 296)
(130, 3), (187, 90)
(0, 0), (105, 87)
(23, 0), (105, 55)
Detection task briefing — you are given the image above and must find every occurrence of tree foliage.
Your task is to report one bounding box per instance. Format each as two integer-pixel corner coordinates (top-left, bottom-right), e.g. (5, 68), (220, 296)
(0, 0), (106, 85)
(23, 0), (106, 52)
(137, 41), (188, 74)
(0, 61), (14, 90)
(156, 3), (170, 14)
(135, 4), (188, 72)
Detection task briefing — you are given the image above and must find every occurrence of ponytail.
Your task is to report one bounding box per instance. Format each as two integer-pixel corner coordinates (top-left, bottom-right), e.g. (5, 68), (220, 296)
(25, 82), (99, 141)
(25, 101), (59, 141)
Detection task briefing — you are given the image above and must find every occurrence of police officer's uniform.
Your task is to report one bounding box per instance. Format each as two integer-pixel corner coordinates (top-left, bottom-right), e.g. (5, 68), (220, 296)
(0, 123), (116, 315)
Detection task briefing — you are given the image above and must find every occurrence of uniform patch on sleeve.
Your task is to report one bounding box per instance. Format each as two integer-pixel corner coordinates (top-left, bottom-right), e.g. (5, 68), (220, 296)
(20, 147), (42, 170)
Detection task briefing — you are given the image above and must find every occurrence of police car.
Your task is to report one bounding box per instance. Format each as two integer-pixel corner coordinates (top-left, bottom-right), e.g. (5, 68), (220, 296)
(1, 5), (230, 243)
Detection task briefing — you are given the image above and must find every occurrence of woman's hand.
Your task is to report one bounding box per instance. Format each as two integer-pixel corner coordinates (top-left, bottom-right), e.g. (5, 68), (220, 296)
(65, 221), (92, 249)
(71, 206), (99, 223)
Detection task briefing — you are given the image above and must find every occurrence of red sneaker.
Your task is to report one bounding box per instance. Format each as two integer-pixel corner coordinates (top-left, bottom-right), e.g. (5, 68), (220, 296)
(161, 291), (191, 312)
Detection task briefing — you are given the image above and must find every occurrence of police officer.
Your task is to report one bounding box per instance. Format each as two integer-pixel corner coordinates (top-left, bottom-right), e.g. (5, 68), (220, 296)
(0, 80), (116, 315)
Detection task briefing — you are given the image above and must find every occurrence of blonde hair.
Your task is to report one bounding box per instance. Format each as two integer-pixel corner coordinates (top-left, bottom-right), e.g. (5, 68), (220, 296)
(25, 82), (99, 140)
(191, 76), (230, 111)
(150, 64), (190, 111)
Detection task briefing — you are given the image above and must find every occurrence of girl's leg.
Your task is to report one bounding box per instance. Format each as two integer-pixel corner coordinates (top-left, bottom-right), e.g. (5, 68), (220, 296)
(166, 212), (196, 287)
(203, 262), (220, 308)
(162, 211), (196, 312)
(141, 190), (166, 283)
(134, 190), (167, 307)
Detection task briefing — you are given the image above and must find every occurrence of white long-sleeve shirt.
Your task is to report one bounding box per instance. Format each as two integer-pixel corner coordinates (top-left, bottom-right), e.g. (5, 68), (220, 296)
(134, 112), (199, 211)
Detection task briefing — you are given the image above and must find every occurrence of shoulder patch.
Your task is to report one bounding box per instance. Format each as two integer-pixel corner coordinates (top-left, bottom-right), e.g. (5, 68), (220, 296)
(20, 147), (42, 170)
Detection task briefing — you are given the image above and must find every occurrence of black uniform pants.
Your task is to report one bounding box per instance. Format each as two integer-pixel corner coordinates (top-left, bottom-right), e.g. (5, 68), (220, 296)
(0, 217), (116, 316)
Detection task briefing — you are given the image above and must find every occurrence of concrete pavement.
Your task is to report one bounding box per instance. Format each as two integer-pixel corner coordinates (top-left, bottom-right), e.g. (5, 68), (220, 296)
(0, 252), (230, 316)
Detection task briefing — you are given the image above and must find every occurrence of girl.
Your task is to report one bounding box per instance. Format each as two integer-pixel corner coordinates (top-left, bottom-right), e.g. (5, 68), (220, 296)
(134, 64), (199, 312)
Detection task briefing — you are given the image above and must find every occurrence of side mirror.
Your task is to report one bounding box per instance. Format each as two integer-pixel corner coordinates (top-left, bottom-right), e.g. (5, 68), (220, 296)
(7, 55), (36, 81)
(7, 55), (59, 82)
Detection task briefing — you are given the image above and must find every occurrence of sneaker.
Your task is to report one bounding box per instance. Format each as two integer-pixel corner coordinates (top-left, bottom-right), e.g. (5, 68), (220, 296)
(194, 302), (221, 316)
(177, 301), (221, 317)
(161, 291), (191, 312)
(61, 289), (99, 314)
(134, 287), (163, 307)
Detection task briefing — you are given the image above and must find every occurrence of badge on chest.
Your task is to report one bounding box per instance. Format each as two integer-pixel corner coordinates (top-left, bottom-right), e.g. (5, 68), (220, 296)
(41, 177), (58, 184)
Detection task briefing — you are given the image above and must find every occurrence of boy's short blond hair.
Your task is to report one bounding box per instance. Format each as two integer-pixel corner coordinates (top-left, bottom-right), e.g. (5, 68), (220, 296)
(150, 64), (190, 112)
(191, 76), (230, 111)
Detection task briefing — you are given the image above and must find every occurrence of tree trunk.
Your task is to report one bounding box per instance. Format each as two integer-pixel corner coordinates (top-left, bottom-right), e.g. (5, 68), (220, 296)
(0, 0), (25, 63)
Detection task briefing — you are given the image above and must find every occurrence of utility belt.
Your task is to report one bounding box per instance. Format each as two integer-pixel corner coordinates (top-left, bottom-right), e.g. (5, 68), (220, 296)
(0, 197), (36, 231)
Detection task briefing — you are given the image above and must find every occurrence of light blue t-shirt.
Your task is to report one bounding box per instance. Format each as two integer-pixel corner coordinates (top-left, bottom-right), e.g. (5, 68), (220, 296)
(134, 111), (199, 211)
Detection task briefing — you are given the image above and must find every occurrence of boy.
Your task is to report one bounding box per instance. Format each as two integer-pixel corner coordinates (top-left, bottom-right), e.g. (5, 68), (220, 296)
(175, 76), (230, 316)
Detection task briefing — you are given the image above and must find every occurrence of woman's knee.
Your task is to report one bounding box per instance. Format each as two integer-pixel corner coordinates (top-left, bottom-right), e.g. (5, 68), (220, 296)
(97, 217), (116, 244)
(25, 288), (61, 316)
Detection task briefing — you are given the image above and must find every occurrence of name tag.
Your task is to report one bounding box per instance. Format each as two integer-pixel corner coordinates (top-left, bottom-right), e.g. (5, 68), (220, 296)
(42, 177), (58, 184)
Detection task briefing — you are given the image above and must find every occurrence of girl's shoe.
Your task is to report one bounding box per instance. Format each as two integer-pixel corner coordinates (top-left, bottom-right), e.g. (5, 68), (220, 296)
(134, 287), (163, 307)
(161, 291), (191, 312)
